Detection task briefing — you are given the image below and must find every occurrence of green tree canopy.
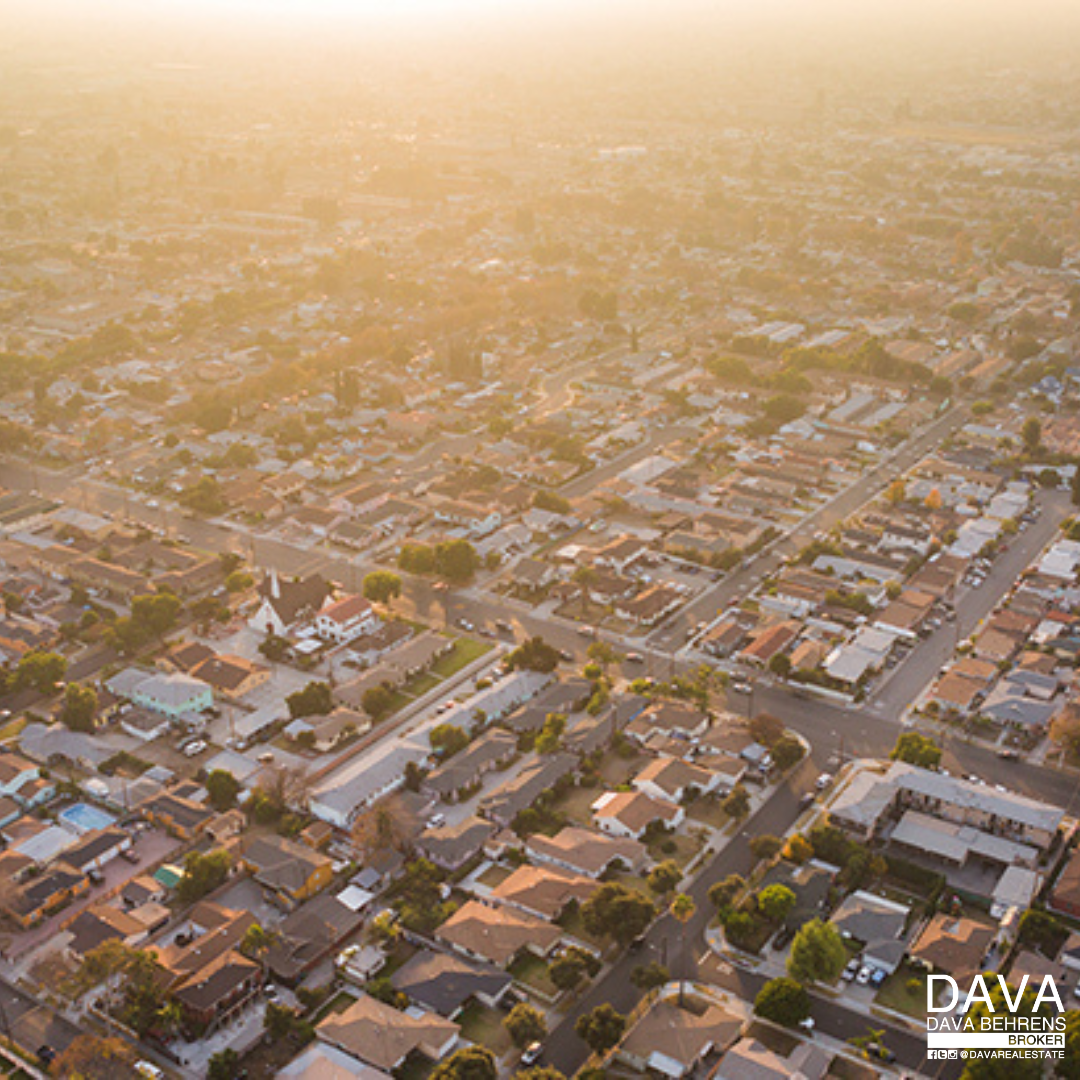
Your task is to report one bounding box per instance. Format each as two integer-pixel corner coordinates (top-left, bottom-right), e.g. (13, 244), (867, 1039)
(754, 977), (811, 1026)
(787, 918), (847, 984)
(581, 882), (656, 945)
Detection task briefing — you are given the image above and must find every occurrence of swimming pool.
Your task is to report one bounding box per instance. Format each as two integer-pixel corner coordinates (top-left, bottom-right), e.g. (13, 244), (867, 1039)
(58, 802), (116, 835)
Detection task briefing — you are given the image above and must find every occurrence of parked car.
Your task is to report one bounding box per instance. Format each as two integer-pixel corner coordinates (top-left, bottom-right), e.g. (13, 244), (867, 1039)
(120, 848), (140, 865)
(866, 1043), (896, 1063)
(815, 773), (833, 791)
(842, 959), (860, 982)
(856, 965), (873, 985)
(521, 1043), (543, 1066)
(869, 968), (888, 988)
(183, 740), (207, 757)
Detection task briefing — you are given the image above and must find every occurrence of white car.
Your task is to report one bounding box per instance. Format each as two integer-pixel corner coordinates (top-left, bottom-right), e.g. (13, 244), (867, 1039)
(856, 965), (872, 985)
(183, 740), (207, 757)
(815, 773), (833, 791)
(842, 959), (860, 982)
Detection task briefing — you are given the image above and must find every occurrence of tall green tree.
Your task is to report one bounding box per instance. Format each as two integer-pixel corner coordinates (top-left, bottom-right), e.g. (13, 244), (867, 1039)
(787, 918), (847, 985)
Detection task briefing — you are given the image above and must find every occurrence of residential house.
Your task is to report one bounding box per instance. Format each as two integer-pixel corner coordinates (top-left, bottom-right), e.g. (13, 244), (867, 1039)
(4, 863), (87, 928)
(418, 817), (497, 873)
(633, 757), (723, 803)
(424, 730), (517, 804)
(829, 891), (910, 974)
(911, 914), (996, 986)
(619, 999), (743, 1079)
(716, 1038), (830, 1080)
(436, 899), (561, 968)
(316, 594), (381, 645)
(391, 952), (511, 1020)
(140, 785), (214, 839)
(592, 790), (684, 841)
(174, 949), (262, 1033)
(242, 835), (334, 908)
(268, 892), (366, 984)
(189, 654), (271, 701)
(130, 672), (213, 719)
(478, 753), (577, 828)
(65, 905), (148, 960)
(488, 864), (596, 921)
(526, 826), (648, 879)
(317, 994), (459, 1074)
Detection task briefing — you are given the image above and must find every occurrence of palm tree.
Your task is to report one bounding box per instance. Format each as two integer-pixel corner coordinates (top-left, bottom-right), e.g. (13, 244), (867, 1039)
(670, 893), (696, 1008)
(572, 565), (596, 618)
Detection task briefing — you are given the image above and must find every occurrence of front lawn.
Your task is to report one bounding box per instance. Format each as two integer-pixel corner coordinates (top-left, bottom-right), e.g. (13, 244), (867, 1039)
(647, 830), (704, 868)
(508, 952), (559, 998)
(874, 962), (929, 1020)
(457, 1001), (514, 1058)
(432, 638), (493, 678)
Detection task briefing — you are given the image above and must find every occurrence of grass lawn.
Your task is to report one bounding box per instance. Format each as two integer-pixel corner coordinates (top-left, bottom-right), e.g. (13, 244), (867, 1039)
(396, 1056), (435, 1080)
(609, 870), (654, 897)
(313, 990), (358, 1024)
(548, 783), (601, 826)
(745, 1020), (800, 1056)
(508, 953), (559, 998)
(687, 796), (732, 830)
(647, 830), (704, 869)
(407, 672), (442, 698)
(458, 1001), (514, 1058)
(0, 715), (26, 743)
(875, 962), (929, 1020)
(432, 638), (492, 679)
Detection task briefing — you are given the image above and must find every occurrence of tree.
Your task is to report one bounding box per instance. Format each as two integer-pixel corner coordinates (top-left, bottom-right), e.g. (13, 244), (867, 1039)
(264, 1000), (299, 1039)
(225, 569), (254, 593)
(758, 884), (797, 922)
(1051, 708), (1080, 758)
(771, 735), (805, 771)
(504, 1003), (546, 1048)
(890, 732), (942, 769)
(363, 571), (403, 606)
(286, 680), (334, 719)
(630, 961), (669, 991)
(670, 893), (696, 1006)
(1059, 1009), (1080, 1080)
(768, 653), (791, 678)
(647, 859), (682, 895)
(885, 479), (906, 505)
(785, 835), (814, 864)
(258, 634), (291, 662)
(550, 951), (587, 992)
(1022, 416), (1042, 455)
(708, 874), (745, 913)
(176, 849), (231, 905)
(49, 1034), (136, 1079)
(748, 713), (785, 747)
(754, 977), (811, 1027)
(722, 784), (750, 820)
(14, 650), (67, 694)
(431, 723), (469, 757)
(208, 1049), (241, 1080)
(787, 918), (847, 985)
(506, 636), (560, 674)
(431, 1046), (497, 1080)
(58, 682), (98, 732)
(206, 769), (241, 811)
(362, 684), (396, 720)
(749, 835), (782, 862)
(352, 799), (414, 859)
(576, 1003), (626, 1055)
(581, 882), (656, 945)
(435, 539), (481, 583)
(535, 712), (567, 754)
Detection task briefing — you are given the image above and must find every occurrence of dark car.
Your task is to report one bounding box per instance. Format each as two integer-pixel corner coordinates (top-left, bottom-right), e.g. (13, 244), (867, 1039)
(37, 1046), (56, 1065)
(629, 934), (647, 952)
(772, 926), (794, 950)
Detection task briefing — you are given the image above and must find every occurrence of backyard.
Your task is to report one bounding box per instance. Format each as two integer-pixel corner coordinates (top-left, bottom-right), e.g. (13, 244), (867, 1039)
(457, 1001), (514, 1058)
(508, 952), (559, 998)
